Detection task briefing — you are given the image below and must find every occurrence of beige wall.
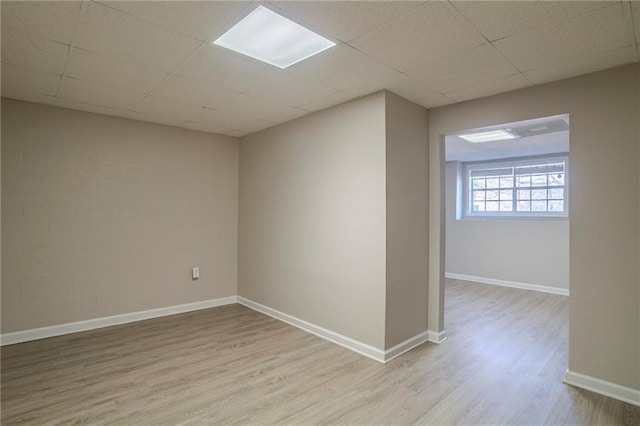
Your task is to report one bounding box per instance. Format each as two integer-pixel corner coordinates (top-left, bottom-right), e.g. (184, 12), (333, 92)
(1, 99), (239, 333)
(445, 161), (569, 289)
(239, 93), (388, 349)
(430, 64), (640, 390)
(384, 91), (429, 348)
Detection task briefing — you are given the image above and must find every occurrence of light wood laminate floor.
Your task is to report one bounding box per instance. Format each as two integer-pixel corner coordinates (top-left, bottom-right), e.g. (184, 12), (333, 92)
(2, 279), (638, 425)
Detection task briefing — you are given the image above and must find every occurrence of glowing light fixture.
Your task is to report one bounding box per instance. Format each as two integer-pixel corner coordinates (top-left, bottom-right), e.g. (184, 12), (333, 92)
(459, 129), (517, 143)
(213, 6), (336, 69)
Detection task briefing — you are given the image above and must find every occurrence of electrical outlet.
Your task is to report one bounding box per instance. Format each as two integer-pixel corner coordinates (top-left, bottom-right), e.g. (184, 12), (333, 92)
(192, 266), (200, 280)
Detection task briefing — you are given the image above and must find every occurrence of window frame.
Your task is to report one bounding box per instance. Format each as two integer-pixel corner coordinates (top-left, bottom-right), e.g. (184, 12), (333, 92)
(462, 154), (569, 220)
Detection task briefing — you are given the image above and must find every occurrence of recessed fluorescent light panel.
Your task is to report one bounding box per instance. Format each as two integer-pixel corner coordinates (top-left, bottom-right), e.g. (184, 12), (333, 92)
(459, 129), (517, 143)
(213, 6), (336, 69)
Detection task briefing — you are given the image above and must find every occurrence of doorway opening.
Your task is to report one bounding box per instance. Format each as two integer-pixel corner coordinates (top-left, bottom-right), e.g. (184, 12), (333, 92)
(442, 114), (570, 379)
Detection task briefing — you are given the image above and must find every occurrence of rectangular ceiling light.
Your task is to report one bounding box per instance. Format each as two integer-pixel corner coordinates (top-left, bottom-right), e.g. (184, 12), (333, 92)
(458, 129), (517, 143)
(213, 6), (336, 69)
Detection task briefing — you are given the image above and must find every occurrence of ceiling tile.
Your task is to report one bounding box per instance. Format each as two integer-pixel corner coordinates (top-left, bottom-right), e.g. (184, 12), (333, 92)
(1, 86), (54, 106)
(270, 1), (424, 43)
(493, 3), (628, 72)
(286, 44), (401, 91)
(231, 71), (336, 109)
(175, 44), (269, 81)
(348, 2), (485, 72)
(227, 129), (248, 138)
(183, 108), (272, 134)
(0, 1), (635, 135)
(523, 47), (636, 85)
(1, 28), (68, 75)
(214, 91), (293, 122)
(266, 106), (310, 126)
(293, 88), (372, 114)
(127, 110), (184, 127)
(53, 97), (130, 119)
(452, 1), (615, 42)
(74, 1), (202, 72)
(0, 0), (82, 44)
(294, 73), (409, 112)
(66, 48), (169, 93)
(132, 95), (217, 124)
(57, 77), (145, 110)
(1, 63), (61, 96)
(406, 44), (519, 93)
(446, 128), (569, 163)
(175, 45), (337, 107)
(385, 76), (456, 109)
(444, 74), (530, 103)
(150, 75), (239, 108)
(97, 1), (253, 42)
(182, 121), (237, 136)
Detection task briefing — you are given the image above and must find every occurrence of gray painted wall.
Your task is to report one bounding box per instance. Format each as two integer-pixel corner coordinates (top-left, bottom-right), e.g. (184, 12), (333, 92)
(239, 92), (388, 349)
(1, 99), (239, 333)
(445, 161), (569, 290)
(429, 64), (639, 390)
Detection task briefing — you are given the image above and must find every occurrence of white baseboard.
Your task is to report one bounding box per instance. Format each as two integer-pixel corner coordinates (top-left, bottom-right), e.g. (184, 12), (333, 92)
(237, 296), (386, 362)
(0, 296), (238, 346)
(238, 296), (434, 363)
(427, 329), (448, 344)
(385, 332), (430, 362)
(3, 294), (436, 364)
(564, 370), (640, 407)
(445, 272), (569, 296)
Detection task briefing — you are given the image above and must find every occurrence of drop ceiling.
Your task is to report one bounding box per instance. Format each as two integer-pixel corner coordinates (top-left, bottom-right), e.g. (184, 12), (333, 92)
(446, 115), (570, 162)
(1, 1), (638, 138)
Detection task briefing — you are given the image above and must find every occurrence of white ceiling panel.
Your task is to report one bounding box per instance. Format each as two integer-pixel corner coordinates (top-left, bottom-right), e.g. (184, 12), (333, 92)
(286, 44), (401, 91)
(183, 108), (271, 135)
(53, 97), (130, 119)
(493, 3), (629, 72)
(523, 47), (637, 85)
(1, 64), (61, 96)
(295, 73), (412, 112)
(349, 2), (485, 72)
(175, 44), (337, 107)
(132, 95), (218, 125)
(175, 43), (277, 82)
(444, 74), (530, 103)
(265, 106), (310, 126)
(0, 1), (638, 136)
(66, 48), (170, 93)
(150, 75), (241, 109)
(97, 1), (254, 42)
(182, 120), (237, 136)
(215, 91), (293, 122)
(385, 75), (456, 109)
(0, 1), (82, 44)
(127, 110), (184, 128)
(293, 88), (374, 114)
(446, 126), (569, 163)
(57, 77), (145, 110)
(74, 1), (202, 73)
(1, 28), (69, 75)
(406, 44), (520, 93)
(269, 1), (424, 43)
(1, 86), (54, 106)
(452, 1), (615, 42)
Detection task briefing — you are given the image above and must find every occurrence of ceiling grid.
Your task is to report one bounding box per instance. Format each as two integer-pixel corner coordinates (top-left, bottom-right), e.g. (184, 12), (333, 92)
(1, 0), (638, 137)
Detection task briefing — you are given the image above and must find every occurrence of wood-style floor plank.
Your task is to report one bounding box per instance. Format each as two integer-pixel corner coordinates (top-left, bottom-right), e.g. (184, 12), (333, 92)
(2, 279), (638, 425)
